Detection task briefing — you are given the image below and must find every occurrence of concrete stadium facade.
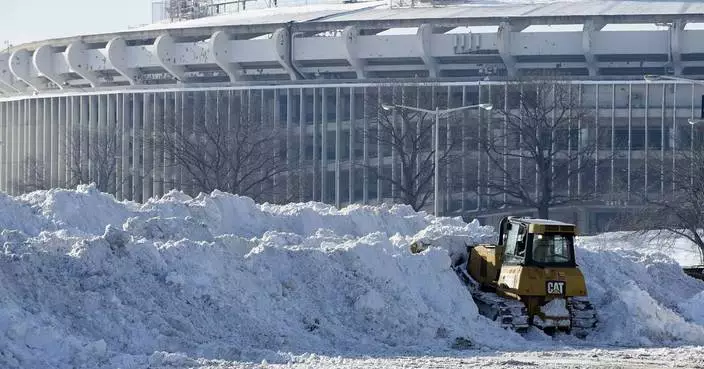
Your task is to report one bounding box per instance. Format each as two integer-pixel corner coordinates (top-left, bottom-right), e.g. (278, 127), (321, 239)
(2, 0), (704, 232)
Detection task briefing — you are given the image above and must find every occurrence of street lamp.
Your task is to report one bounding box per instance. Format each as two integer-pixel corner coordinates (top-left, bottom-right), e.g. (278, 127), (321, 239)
(381, 101), (493, 217)
(644, 74), (704, 124)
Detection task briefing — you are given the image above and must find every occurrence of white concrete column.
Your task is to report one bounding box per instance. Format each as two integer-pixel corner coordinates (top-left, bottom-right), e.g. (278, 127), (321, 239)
(57, 97), (66, 187)
(153, 92), (164, 197)
(107, 37), (141, 85)
(461, 86), (467, 212)
(417, 24), (439, 78)
(342, 26), (367, 79)
(64, 96), (72, 186)
(47, 98), (55, 187)
(321, 88), (328, 203)
(349, 87), (356, 203)
(114, 94), (123, 199)
(10, 101), (18, 193)
(335, 87), (341, 208)
(181, 91), (193, 195)
(65, 41), (101, 87)
(70, 96), (80, 186)
(376, 86), (382, 204)
(18, 100), (25, 189)
(120, 94), (132, 200)
(10, 101), (17, 194)
(362, 87), (369, 204)
(670, 19), (684, 76)
(107, 94), (117, 194)
(497, 22), (517, 77)
(4, 102), (12, 192)
(143, 93), (154, 200)
(298, 88), (305, 202)
(582, 20), (602, 77)
(42, 99), (51, 188)
(312, 88), (318, 201)
(273, 28), (300, 80)
(174, 92), (184, 193)
(163, 92), (175, 193)
(286, 89), (293, 199)
(89, 95), (99, 182)
(132, 93), (143, 202)
(271, 89), (279, 203)
(80, 96), (90, 185)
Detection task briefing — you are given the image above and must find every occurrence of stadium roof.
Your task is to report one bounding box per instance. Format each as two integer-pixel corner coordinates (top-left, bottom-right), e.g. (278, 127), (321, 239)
(14, 0), (704, 50)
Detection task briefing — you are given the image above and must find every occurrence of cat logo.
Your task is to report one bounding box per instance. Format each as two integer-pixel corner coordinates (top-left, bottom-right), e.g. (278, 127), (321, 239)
(546, 281), (566, 295)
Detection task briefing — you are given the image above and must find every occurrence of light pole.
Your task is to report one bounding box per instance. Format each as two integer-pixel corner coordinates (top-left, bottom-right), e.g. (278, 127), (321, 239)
(381, 102), (493, 216)
(644, 74), (704, 124)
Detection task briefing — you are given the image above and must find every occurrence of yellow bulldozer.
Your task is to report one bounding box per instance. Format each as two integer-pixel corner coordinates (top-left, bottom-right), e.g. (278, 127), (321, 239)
(414, 216), (597, 337)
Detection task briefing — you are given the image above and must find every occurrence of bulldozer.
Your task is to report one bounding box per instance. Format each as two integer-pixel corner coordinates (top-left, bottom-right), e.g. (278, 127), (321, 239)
(414, 216), (597, 337)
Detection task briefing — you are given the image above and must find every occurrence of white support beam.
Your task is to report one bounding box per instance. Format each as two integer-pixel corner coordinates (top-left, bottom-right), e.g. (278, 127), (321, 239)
(154, 34), (188, 82)
(0, 53), (22, 93)
(107, 36), (141, 85)
(9, 49), (45, 91)
(65, 41), (101, 87)
(209, 31), (243, 82)
(342, 26), (367, 79)
(670, 19), (684, 76)
(497, 22), (517, 77)
(273, 28), (300, 80)
(34, 45), (68, 89)
(417, 24), (439, 78)
(582, 20), (600, 77)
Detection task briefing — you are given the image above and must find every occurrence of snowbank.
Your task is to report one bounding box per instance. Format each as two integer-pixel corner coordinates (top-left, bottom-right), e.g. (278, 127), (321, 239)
(578, 238), (704, 346)
(1, 184), (704, 369)
(0, 185), (513, 369)
(580, 231), (701, 267)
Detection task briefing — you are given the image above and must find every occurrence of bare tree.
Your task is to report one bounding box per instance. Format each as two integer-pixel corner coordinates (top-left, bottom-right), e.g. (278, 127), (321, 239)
(160, 92), (290, 202)
(68, 128), (121, 193)
(358, 85), (464, 211)
(625, 123), (704, 264)
(14, 156), (50, 192)
(483, 75), (603, 219)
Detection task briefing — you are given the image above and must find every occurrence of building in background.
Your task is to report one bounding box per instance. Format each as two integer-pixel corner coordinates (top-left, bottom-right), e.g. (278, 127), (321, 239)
(1, 0), (704, 233)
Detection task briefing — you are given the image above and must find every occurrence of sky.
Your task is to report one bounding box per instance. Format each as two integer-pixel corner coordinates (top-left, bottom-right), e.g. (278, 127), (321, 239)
(0, 0), (152, 47)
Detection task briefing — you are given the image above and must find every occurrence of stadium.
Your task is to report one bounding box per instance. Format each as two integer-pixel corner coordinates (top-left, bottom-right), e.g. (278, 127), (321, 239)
(1, 0), (704, 232)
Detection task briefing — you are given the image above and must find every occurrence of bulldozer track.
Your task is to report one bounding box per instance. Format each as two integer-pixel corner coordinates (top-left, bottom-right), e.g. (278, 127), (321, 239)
(454, 266), (530, 332)
(453, 265), (598, 337)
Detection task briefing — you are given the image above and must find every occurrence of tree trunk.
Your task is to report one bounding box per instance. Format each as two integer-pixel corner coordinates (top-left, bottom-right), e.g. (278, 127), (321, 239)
(692, 231), (704, 265)
(537, 203), (550, 219)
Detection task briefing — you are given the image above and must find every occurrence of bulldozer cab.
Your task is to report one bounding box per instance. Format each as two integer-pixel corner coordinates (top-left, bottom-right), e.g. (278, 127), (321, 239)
(498, 217), (577, 268)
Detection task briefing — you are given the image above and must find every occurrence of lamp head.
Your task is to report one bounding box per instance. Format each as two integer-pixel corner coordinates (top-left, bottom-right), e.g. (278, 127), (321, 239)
(478, 103), (493, 111)
(381, 103), (394, 111)
(643, 74), (662, 82)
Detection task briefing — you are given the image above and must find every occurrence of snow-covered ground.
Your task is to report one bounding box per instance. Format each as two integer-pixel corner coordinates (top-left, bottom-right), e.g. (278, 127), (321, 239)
(0, 184), (703, 368)
(581, 231), (702, 267)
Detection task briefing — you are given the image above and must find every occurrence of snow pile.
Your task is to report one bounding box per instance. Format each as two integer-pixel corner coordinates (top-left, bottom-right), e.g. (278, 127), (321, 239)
(0, 185), (512, 369)
(578, 237), (704, 346)
(679, 291), (704, 325)
(581, 231), (701, 267)
(2, 185), (704, 369)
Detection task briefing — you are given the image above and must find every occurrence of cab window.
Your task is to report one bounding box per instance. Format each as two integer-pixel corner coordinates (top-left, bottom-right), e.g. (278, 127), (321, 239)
(531, 233), (573, 264)
(504, 223), (526, 263)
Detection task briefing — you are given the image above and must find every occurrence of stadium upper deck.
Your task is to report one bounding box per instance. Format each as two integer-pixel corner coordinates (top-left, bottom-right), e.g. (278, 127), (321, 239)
(2, 0), (704, 96)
